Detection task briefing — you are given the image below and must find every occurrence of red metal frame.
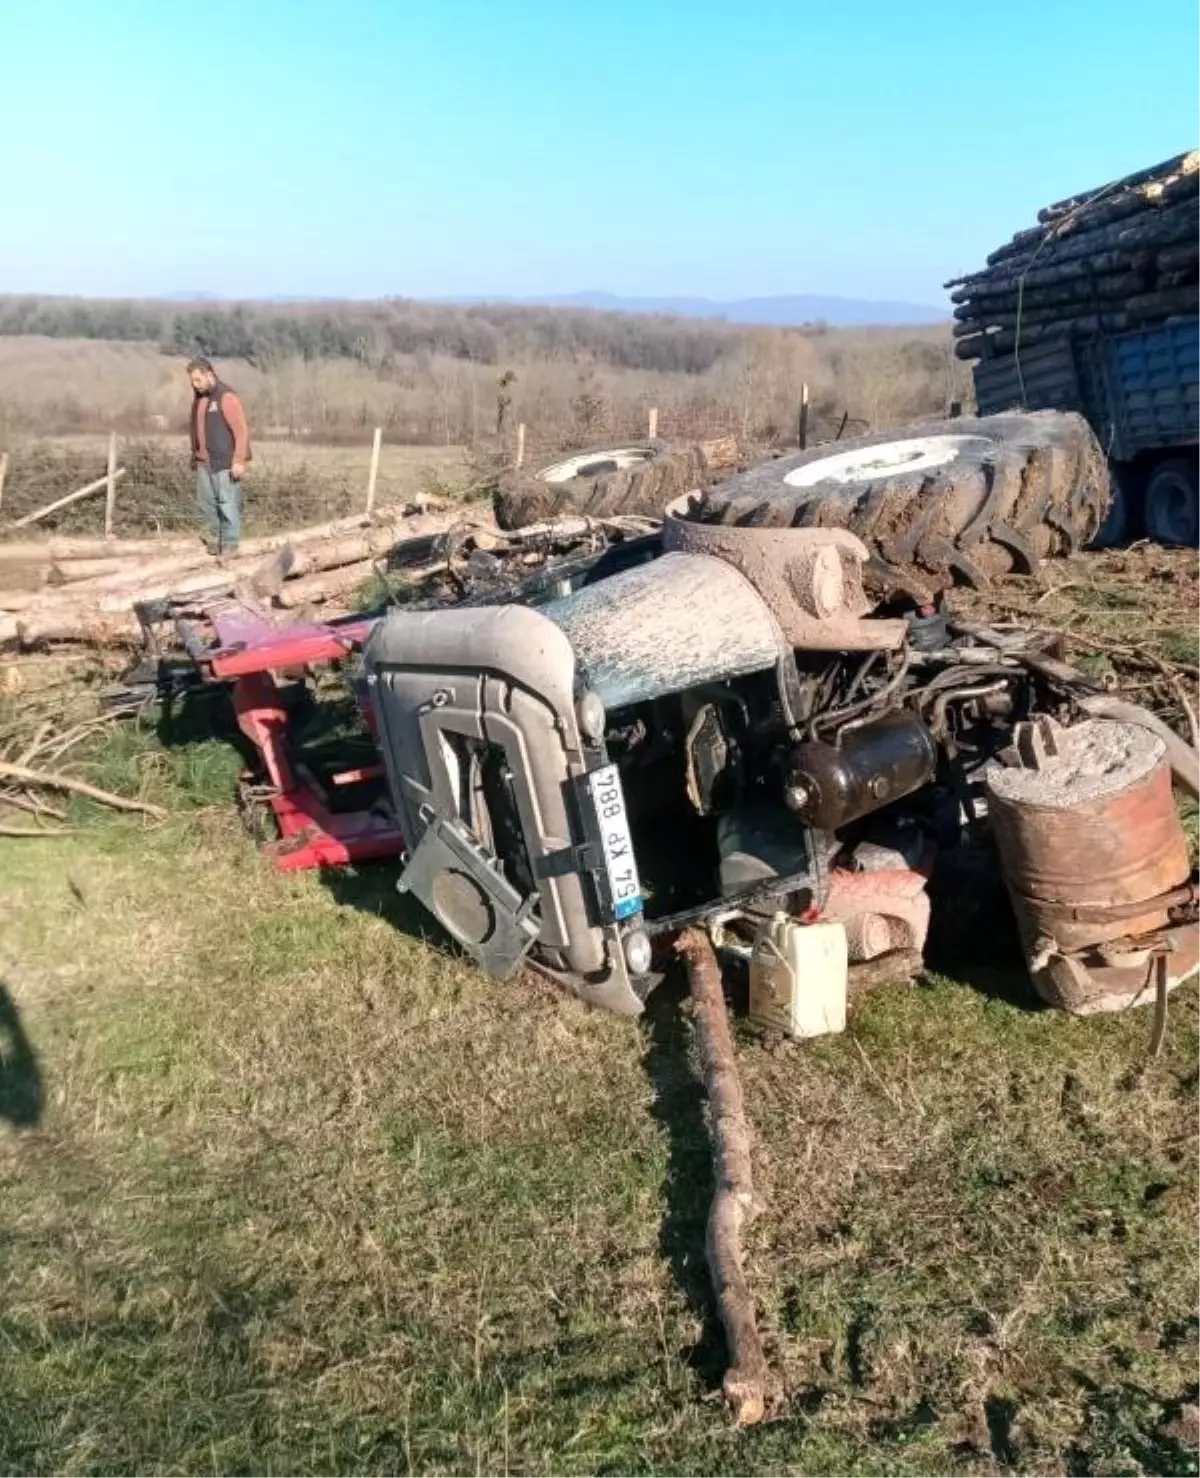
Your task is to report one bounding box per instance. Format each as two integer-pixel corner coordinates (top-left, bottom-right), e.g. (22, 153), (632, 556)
(179, 600), (406, 873)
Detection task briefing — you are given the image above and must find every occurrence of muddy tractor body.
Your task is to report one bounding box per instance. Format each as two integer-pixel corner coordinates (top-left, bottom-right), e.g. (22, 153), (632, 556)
(363, 509), (1040, 1012)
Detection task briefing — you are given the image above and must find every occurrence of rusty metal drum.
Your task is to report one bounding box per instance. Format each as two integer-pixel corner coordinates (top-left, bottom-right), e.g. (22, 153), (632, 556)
(986, 717), (1197, 1014)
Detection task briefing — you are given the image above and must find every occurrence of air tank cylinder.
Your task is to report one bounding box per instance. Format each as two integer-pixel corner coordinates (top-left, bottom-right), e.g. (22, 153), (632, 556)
(784, 711), (938, 831)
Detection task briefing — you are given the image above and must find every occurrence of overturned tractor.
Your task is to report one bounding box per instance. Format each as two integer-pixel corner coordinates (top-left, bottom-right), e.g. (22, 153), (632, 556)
(130, 411), (1197, 1024)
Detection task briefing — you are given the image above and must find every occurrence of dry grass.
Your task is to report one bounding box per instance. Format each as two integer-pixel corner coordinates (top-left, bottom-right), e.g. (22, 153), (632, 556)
(0, 329), (970, 452)
(0, 555), (1197, 1476)
(0, 436), (470, 537)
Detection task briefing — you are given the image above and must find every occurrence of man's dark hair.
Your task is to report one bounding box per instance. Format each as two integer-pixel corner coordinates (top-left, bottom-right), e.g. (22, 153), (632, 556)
(186, 355), (215, 374)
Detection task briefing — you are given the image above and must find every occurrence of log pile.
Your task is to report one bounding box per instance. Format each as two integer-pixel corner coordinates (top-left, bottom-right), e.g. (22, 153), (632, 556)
(948, 150), (1199, 362)
(0, 499), (481, 651)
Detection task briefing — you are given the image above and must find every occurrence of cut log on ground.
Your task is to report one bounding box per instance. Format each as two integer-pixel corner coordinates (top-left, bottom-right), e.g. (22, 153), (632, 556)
(0, 590), (44, 615)
(676, 926), (774, 1426)
(11, 609), (143, 648)
(0, 502), (480, 576)
(0, 535), (206, 564)
(275, 559), (383, 608)
(283, 524), (418, 579)
(0, 504), (494, 650)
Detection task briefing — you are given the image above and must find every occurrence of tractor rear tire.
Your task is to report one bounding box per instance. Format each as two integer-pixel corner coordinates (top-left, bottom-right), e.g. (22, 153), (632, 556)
(693, 411), (1110, 599)
(494, 438), (737, 531)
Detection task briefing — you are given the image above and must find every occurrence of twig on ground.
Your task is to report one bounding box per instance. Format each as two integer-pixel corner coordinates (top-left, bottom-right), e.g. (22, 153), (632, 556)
(0, 760), (166, 818)
(1130, 645), (1200, 748)
(1, 791), (68, 820)
(15, 720), (52, 766)
(1035, 581), (1081, 605)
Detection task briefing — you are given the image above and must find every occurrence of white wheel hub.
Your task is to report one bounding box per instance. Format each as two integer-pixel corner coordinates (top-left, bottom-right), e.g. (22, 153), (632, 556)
(539, 448), (654, 484)
(784, 435), (991, 489)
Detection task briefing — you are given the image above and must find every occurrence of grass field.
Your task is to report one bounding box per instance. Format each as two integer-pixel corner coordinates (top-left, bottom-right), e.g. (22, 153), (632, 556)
(1, 551), (1197, 1476)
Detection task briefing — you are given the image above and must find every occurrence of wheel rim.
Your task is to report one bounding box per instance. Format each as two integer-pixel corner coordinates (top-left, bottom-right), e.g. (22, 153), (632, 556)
(783, 435), (991, 489)
(539, 448), (654, 484)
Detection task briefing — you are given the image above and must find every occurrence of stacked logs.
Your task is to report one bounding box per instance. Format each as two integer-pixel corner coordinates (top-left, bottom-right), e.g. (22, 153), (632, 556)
(948, 150), (1199, 362)
(0, 501), (480, 650)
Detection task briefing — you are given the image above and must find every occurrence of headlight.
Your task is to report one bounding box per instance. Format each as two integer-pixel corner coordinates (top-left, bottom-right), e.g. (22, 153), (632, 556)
(623, 927), (653, 977)
(576, 690), (606, 743)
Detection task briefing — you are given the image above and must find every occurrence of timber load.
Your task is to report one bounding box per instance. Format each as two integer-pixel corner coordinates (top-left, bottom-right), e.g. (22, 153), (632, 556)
(948, 150), (1199, 363)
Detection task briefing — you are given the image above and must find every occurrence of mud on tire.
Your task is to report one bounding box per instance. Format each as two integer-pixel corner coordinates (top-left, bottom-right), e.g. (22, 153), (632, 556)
(694, 411), (1110, 598)
(494, 438), (735, 531)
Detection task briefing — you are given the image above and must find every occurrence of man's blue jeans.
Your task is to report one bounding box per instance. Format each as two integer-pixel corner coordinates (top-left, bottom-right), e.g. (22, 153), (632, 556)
(196, 467), (241, 553)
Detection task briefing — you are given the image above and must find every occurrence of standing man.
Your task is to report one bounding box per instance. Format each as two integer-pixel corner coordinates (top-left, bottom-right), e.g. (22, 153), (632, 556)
(187, 356), (251, 555)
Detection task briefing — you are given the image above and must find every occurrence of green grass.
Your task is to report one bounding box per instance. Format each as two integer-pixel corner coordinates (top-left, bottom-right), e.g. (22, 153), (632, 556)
(2, 720), (1196, 1477)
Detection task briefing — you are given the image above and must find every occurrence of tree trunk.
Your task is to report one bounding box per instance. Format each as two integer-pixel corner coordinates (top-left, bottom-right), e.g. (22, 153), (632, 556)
(676, 927), (774, 1426)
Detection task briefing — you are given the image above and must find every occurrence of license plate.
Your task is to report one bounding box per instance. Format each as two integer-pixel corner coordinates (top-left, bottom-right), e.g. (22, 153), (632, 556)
(586, 764), (643, 920)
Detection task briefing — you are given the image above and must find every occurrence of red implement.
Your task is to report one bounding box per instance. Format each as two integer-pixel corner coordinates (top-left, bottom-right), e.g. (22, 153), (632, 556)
(176, 599), (405, 872)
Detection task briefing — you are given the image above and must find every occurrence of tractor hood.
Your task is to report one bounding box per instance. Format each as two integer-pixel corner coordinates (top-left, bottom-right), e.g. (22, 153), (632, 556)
(539, 551), (784, 710)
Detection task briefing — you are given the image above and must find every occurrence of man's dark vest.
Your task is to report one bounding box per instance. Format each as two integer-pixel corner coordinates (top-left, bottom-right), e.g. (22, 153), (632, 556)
(192, 382), (236, 473)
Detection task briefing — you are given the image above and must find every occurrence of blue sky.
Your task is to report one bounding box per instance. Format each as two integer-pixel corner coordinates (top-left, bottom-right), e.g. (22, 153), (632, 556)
(0, 0), (1196, 306)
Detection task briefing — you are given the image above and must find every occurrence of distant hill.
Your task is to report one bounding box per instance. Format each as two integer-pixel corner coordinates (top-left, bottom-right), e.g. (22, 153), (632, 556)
(486, 290), (948, 327)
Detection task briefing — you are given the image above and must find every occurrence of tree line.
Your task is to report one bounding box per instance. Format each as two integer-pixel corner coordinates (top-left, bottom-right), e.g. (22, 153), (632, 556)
(0, 294), (768, 376)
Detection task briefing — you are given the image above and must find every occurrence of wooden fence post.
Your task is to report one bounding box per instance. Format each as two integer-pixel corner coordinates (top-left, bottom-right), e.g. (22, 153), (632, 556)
(648, 406), (659, 440)
(365, 426), (382, 514)
(798, 383), (810, 450)
(0, 452), (7, 518)
(515, 422), (526, 470)
(104, 432), (118, 537)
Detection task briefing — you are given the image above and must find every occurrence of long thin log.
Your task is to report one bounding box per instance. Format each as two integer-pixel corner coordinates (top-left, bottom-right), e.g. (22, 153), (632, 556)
(12, 510), (473, 622)
(1035, 150), (1199, 222)
(953, 284), (1200, 335)
(951, 270), (1155, 318)
(46, 520), (381, 590)
(274, 559), (381, 609)
(0, 534), (206, 563)
(44, 506), (476, 597)
(0, 590), (44, 614)
(987, 174), (1200, 267)
(946, 197), (1200, 288)
(951, 244), (1198, 303)
(12, 609), (142, 648)
(676, 927), (773, 1426)
(284, 525), (408, 579)
(8, 469), (127, 529)
(0, 501), (462, 570)
(0, 760), (167, 818)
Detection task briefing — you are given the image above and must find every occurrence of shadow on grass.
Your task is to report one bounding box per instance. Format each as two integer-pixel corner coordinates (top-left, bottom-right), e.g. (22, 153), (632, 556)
(319, 858), (458, 952)
(154, 678), (247, 755)
(1064, 1376), (1200, 1478)
(639, 967), (728, 1395)
(924, 843), (1045, 1011)
(0, 982), (43, 1128)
